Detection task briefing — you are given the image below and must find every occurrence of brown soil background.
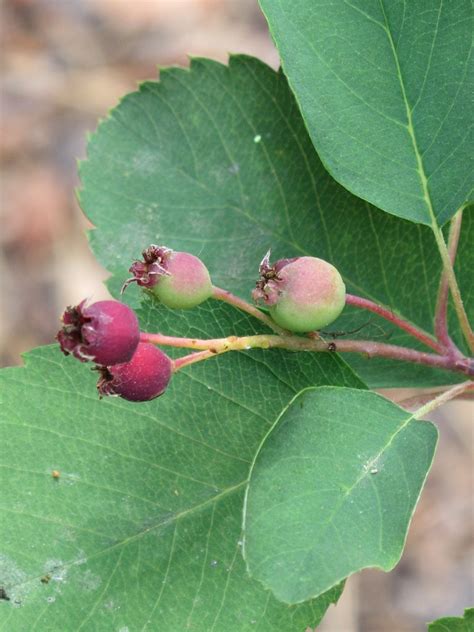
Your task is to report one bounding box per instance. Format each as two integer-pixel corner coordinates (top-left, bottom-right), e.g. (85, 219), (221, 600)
(1, 1), (472, 630)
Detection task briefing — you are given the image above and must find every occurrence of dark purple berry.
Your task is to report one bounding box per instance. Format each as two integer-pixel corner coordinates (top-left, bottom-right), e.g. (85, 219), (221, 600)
(97, 342), (172, 402)
(57, 300), (140, 366)
(122, 245), (212, 309)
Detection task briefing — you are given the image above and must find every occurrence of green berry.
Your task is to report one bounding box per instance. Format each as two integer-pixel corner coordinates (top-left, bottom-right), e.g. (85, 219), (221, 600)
(122, 245), (212, 309)
(152, 251), (212, 309)
(253, 254), (346, 333)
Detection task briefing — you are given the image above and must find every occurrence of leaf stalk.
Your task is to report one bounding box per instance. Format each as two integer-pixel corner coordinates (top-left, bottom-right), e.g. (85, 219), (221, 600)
(431, 215), (473, 352)
(413, 381), (473, 419)
(434, 209), (465, 355)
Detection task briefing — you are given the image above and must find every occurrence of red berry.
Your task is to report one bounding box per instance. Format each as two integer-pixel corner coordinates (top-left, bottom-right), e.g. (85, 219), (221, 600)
(57, 300), (140, 366)
(97, 342), (172, 402)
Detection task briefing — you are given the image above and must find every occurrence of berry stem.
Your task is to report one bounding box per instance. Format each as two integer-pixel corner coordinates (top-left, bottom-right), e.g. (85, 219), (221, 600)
(211, 286), (288, 335)
(141, 332), (474, 378)
(345, 294), (442, 353)
(431, 209), (474, 352)
(412, 380), (473, 420)
(173, 350), (223, 371)
(434, 209), (464, 355)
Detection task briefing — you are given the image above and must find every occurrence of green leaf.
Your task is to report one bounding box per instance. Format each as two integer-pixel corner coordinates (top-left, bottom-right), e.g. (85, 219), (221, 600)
(428, 608), (474, 632)
(260, 0), (473, 226)
(242, 387), (438, 604)
(0, 302), (360, 631)
(79, 55), (472, 388)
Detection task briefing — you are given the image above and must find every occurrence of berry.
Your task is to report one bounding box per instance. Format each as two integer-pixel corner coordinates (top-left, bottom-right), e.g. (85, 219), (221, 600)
(252, 252), (346, 332)
(97, 342), (172, 402)
(122, 245), (212, 309)
(57, 300), (140, 366)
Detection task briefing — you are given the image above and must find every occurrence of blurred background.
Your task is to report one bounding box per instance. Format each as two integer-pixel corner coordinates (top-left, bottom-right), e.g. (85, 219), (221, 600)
(1, 1), (472, 630)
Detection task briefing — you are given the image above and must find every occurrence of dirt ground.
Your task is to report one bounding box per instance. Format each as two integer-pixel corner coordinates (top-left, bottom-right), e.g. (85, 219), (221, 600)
(1, 1), (472, 630)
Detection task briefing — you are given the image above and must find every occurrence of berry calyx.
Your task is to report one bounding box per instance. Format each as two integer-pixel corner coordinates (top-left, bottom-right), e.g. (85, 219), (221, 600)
(97, 342), (172, 402)
(57, 300), (140, 366)
(122, 245), (213, 309)
(252, 252), (346, 332)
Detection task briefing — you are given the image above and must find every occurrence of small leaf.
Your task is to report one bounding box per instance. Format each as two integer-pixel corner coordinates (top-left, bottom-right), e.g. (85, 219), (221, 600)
(260, 0), (473, 226)
(428, 608), (474, 632)
(243, 387), (438, 604)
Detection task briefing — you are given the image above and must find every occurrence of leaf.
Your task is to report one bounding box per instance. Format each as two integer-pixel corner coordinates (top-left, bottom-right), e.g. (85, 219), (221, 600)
(242, 387), (438, 604)
(428, 608), (474, 632)
(260, 0), (474, 227)
(0, 302), (360, 631)
(79, 55), (472, 388)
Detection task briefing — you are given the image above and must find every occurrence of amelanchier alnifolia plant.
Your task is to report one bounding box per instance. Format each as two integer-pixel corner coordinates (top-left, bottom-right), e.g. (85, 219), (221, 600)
(2, 4), (472, 628)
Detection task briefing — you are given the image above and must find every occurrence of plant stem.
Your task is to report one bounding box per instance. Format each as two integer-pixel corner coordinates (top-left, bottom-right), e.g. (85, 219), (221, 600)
(141, 332), (474, 377)
(174, 350), (219, 371)
(413, 381), (473, 420)
(345, 294), (442, 352)
(434, 210), (464, 354)
(388, 385), (473, 411)
(431, 217), (474, 352)
(211, 286), (288, 335)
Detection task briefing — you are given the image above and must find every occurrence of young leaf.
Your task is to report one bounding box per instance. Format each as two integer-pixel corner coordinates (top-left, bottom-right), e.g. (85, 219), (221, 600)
(428, 608), (474, 632)
(0, 303), (360, 631)
(243, 387), (438, 604)
(79, 55), (472, 388)
(260, 0), (473, 226)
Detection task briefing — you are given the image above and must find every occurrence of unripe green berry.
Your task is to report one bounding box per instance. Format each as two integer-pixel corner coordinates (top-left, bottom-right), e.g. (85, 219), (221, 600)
(253, 254), (346, 333)
(152, 251), (212, 309)
(122, 245), (212, 309)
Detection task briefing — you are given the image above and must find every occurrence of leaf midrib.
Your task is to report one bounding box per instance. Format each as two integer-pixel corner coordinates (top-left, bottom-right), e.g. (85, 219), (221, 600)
(378, 0), (440, 231)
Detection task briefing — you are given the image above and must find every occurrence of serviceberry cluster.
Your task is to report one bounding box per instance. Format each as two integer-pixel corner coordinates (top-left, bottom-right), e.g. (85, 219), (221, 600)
(57, 245), (473, 401)
(57, 246), (347, 402)
(56, 299), (171, 401)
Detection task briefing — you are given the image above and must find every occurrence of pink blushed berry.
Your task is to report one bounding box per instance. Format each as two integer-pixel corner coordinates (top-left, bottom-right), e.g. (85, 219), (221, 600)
(97, 342), (173, 402)
(57, 300), (140, 366)
(122, 245), (213, 309)
(253, 252), (346, 332)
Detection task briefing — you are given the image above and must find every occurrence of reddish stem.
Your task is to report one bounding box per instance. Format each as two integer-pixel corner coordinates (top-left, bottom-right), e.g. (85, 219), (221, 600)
(434, 210), (463, 355)
(330, 339), (472, 376)
(174, 350), (220, 371)
(211, 286), (288, 335)
(345, 294), (442, 353)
